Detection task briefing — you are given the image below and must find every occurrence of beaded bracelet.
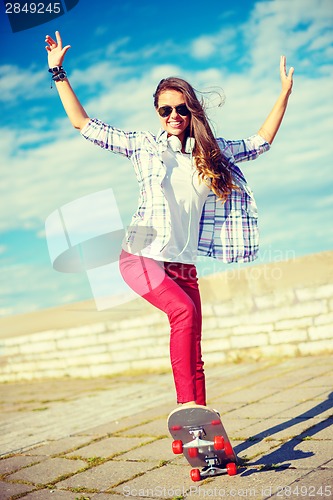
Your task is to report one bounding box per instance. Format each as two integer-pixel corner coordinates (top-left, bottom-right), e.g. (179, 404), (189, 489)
(48, 66), (67, 88)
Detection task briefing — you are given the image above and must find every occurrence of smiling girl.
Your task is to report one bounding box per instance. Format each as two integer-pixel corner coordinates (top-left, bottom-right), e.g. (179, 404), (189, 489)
(45, 31), (293, 409)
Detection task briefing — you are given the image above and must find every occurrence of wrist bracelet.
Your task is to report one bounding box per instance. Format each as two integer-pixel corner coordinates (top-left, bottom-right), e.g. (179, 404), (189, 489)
(49, 67), (67, 88)
(52, 71), (67, 82)
(48, 65), (64, 74)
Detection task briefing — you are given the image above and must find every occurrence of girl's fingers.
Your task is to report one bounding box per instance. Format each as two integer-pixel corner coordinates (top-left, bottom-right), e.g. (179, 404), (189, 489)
(280, 55), (286, 76)
(288, 67), (295, 83)
(45, 31), (69, 55)
(55, 30), (62, 48)
(45, 36), (56, 48)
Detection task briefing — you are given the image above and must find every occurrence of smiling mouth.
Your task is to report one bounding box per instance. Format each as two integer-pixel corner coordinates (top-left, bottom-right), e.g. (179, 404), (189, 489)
(168, 121), (183, 127)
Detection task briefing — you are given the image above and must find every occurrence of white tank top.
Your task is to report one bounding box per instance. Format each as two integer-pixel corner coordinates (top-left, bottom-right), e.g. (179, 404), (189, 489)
(143, 136), (210, 263)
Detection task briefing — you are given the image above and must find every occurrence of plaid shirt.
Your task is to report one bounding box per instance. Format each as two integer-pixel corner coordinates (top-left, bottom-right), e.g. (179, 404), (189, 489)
(81, 119), (270, 263)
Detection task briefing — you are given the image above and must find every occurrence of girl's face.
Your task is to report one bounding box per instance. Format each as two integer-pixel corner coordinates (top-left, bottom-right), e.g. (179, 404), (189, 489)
(156, 89), (190, 144)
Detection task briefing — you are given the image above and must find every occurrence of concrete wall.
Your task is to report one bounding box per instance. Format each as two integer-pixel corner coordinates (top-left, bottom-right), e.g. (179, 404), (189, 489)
(0, 251), (332, 382)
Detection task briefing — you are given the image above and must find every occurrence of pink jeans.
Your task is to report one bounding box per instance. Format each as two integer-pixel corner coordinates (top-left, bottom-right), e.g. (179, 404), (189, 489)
(119, 249), (206, 405)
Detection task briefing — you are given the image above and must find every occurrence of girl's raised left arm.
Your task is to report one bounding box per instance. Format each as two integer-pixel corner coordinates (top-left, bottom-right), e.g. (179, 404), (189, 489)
(258, 55), (294, 144)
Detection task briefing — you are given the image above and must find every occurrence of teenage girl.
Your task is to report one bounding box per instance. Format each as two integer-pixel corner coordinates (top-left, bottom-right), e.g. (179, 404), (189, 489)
(45, 31), (294, 408)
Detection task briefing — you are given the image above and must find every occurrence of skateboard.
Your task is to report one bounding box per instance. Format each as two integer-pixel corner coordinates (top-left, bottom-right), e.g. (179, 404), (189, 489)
(167, 406), (237, 482)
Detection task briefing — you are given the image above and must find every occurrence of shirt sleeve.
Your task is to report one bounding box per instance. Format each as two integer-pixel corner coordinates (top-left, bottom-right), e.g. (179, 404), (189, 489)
(80, 118), (141, 158)
(219, 134), (271, 163)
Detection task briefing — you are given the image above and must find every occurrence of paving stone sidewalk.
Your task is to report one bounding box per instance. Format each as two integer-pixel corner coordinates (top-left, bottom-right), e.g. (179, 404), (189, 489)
(0, 355), (332, 500)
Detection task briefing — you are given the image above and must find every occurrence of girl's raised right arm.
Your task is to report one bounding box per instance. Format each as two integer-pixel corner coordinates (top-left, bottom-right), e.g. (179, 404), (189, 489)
(45, 31), (90, 130)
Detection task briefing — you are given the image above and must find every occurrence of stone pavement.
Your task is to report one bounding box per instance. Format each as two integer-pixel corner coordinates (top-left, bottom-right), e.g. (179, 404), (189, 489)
(0, 355), (332, 500)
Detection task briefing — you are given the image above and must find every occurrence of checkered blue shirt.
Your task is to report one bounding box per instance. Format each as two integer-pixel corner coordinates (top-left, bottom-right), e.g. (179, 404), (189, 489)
(81, 119), (270, 263)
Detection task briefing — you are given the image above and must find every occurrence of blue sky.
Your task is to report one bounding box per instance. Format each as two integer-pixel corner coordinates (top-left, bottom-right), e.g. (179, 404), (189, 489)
(0, 0), (332, 316)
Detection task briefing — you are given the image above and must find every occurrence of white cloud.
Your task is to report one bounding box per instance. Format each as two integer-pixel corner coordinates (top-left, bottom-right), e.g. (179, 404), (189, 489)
(1, 0), (333, 316)
(243, 0), (333, 75)
(0, 262), (90, 316)
(191, 37), (216, 59)
(70, 61), (132, 89)
(1, 0), (332, 230)
(105, 37), (131, 54)
(190, 27), (239, 61)
(0, 65), (47, 102)
(1, 0), (332, 236)
(0, 125), (139, 232)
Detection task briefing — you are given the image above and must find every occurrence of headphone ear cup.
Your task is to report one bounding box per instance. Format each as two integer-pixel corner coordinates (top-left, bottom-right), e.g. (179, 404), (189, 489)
(185, 137), (195, 154)
(168, 135), (182, 153)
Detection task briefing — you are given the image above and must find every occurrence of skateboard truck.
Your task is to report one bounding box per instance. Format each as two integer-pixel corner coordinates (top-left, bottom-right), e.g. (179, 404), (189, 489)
(187, 428), (237, 481)
(183, 427), (214, 452)
(194, 460), (237, 481)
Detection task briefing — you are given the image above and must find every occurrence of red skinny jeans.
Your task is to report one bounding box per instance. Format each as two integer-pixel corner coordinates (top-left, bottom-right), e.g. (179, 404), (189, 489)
(119, 249), (206, 405)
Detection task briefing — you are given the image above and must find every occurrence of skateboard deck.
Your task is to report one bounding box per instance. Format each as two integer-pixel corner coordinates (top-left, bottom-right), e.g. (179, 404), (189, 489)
(168, 406), (237, 482)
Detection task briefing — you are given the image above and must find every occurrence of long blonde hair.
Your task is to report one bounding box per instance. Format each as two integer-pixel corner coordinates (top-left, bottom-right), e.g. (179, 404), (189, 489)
(154, 77), (234, 203)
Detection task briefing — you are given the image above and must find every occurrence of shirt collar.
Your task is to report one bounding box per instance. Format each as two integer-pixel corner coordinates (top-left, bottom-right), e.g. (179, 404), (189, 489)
(156, 128), (168, 146)
(156, 129), (195, 154)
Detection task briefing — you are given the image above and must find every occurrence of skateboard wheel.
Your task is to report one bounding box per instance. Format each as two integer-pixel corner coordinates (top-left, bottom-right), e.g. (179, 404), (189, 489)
(213, 435), (224, 450)
(188, 447), (198, 458)
(211, 419), (221, 426)
(227, 462), (237, 476)
(224, 442), (233, 457)
(171, 425), (182, 431)
(172, 439), (183, 454)
(190, 468), (201, 482)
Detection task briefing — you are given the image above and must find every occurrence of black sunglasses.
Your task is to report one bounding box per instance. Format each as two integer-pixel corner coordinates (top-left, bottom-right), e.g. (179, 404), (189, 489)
(157, 104), (190, 118)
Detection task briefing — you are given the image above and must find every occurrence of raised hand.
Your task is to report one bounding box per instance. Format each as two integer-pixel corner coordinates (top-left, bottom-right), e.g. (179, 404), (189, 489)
(280, 55), (294, 96)
(45, 31), (71, 68)
(257, 56), (295, 144)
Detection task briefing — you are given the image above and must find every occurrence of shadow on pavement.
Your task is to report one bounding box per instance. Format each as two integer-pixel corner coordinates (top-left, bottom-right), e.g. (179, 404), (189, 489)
(234, 392), (333, 475)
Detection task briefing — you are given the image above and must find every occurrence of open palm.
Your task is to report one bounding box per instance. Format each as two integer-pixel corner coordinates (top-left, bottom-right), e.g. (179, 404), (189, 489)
(45, 31), (71, 68)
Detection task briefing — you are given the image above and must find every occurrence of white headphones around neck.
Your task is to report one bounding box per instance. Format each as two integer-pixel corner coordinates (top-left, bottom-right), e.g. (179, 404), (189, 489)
(185, 137), (195, 154)
(168, 135), (195, 154)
